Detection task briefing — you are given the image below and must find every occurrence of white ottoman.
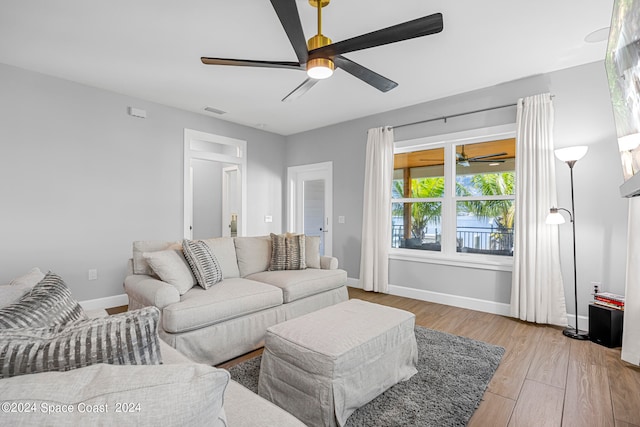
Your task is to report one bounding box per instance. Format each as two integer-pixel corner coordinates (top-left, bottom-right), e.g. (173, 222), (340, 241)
(257, 299), (418, 427)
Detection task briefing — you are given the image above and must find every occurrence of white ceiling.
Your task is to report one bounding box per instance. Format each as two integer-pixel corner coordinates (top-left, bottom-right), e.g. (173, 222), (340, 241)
(0, 0), (613, 135)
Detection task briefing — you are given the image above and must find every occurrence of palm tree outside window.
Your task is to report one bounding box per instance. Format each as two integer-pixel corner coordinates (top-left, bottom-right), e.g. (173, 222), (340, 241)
(391, 138), (516, 257)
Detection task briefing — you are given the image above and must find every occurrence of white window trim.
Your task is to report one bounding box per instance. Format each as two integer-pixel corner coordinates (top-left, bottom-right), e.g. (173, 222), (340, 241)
(392, 123), (516, 272)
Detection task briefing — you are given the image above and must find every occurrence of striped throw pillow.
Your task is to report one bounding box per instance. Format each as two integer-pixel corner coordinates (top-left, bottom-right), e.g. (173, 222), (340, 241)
(269, 233), (306, 271)
(0, 306), (162, 379)
(0, 272), (87, 329)
(182, 239), (223, 290)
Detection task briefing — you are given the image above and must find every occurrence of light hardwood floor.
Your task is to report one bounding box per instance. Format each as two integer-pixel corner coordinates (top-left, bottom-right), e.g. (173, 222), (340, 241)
(218, 287), (640, 427)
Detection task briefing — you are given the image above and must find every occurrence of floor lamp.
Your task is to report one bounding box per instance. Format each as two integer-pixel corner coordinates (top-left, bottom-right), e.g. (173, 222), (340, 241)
(546, 145), (589, 340)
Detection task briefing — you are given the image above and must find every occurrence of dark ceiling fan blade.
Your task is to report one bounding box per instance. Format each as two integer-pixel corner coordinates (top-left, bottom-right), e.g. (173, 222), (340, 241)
(309, 13), (443, 59)
(333, 55), (398, 92)
(468, 152), (508, 161)
(470, 159), (506, 163)
(270, 0), (309, 64)
(201, 57), (303, 70)
(282, 78), (320, 102)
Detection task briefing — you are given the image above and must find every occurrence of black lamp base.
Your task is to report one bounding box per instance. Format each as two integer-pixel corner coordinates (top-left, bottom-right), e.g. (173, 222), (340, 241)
(562, 327), (589, 340)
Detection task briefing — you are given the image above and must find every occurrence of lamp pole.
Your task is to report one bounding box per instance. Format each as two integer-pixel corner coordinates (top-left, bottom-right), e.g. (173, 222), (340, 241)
(563, 159), (588, 340)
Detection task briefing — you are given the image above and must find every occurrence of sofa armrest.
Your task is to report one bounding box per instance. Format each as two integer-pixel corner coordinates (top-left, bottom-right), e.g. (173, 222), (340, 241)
(320, 256), (339, 270)
(0, 363), (228, 426)
(124, 275), (180, 310)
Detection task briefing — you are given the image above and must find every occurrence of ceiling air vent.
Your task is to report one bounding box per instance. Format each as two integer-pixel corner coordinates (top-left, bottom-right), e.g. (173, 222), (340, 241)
(204, 106), (226, 115)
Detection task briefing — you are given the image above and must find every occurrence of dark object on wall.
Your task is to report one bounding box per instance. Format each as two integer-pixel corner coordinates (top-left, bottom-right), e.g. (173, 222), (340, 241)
(589, 303), (624, 348)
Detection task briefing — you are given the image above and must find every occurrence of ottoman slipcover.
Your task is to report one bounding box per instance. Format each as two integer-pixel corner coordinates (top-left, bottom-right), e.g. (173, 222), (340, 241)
(258, 299), (418, 427)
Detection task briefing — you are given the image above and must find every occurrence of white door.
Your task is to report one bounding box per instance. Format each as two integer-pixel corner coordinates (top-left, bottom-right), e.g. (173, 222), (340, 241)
(288, 162), (333, 256)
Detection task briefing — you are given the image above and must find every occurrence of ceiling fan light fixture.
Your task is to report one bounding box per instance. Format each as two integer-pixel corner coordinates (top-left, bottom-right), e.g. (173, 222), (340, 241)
(307, 57), (334, 79)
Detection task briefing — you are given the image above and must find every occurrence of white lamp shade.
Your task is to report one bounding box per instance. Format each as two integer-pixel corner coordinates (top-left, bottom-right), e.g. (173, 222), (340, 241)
(545, 211), (566, 224)
(554, 146), (588, 162)
(307, 65), (333, 80)
(618, 133), (640, 152)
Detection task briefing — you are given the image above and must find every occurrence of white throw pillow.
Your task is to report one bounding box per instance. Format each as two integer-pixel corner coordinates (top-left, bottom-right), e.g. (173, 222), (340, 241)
(132, 241), (181, 275)
(142, 250), (196, 295)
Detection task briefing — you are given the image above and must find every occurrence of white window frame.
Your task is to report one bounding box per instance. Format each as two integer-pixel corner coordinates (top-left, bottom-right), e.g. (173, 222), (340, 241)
(390, 123), (516, 272)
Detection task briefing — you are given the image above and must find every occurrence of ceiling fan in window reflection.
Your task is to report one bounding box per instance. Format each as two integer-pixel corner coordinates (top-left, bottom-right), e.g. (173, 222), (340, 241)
(200, 0), (443, 101)
(456, 145), (507, 167)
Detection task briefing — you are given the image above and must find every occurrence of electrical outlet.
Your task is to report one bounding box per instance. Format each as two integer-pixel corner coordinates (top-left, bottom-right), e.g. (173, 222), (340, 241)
(338, 216), (345, 224)
(591, 281), (601, 294)
(88, 269), (98, 281)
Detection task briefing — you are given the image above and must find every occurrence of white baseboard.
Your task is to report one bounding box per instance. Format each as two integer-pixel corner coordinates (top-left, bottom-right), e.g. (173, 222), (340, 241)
(387, 284), (512, 316)
(346, 277), (362, 288)
(349, 279), (588, 330)
(80, 294), (129, 311)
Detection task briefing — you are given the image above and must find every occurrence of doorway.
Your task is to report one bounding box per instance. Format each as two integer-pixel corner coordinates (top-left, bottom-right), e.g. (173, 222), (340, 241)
(287, 162), (333, 256)
(183, 129), (246, 240)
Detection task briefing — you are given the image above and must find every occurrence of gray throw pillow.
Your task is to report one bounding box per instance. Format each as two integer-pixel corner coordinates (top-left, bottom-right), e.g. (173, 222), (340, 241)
(0, 306), (162, 379)
(0, 272), (87, 329)
(182, 239), (224, 290)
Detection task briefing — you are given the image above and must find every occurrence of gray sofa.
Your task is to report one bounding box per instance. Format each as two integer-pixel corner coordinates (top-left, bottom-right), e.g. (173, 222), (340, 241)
(124, 235), (349, 365)
(0, 268), (306, 426)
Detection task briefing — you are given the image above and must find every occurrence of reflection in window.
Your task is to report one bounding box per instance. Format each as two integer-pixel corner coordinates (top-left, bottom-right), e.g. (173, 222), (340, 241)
(392, 137), (516, 257)
(455, 140), (515, 257)
(392, 147), (444, 252)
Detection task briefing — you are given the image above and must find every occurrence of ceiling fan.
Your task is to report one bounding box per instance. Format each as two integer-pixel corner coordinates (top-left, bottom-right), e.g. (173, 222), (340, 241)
(456, 145), (507, 167)
(201, 0), (443, 101)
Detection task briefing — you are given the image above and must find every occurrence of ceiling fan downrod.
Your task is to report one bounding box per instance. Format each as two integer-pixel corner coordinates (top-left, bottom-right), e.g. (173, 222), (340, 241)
(306, 0), (334, 79)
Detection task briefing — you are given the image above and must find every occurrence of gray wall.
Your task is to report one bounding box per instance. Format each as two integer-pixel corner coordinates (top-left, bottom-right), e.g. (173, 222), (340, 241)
(191, 158), (223, 239)
(285, 61), (629, 317)
(0, 63), (286, 301)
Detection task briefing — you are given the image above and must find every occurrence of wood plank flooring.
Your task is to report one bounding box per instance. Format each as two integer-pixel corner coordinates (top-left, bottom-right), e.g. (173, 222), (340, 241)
(344, 288), (640, 427)
(120, 287), (640, 426)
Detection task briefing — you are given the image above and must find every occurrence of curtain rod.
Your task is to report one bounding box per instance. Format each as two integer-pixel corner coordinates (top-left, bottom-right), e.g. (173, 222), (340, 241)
(392, 95), (555, 130)
(393, 103), (517, 129)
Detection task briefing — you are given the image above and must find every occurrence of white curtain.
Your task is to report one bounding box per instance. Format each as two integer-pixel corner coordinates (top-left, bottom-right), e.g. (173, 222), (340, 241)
(622, 197), (640, 365)
(510, 93), (568, 326)
(359, 126), (394, 293)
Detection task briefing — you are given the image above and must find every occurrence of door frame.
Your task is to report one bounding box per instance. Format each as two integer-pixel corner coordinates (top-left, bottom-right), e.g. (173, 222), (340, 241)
(287, 161), (333, 256)
(183, 128), (247, 239)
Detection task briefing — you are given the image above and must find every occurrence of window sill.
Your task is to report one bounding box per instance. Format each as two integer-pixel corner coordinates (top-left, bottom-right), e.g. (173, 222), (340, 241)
(389, 248), (513, 272)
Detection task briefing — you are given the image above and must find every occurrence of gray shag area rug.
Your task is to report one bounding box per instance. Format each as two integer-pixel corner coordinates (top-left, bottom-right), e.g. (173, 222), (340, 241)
(228, 326), (505, 426)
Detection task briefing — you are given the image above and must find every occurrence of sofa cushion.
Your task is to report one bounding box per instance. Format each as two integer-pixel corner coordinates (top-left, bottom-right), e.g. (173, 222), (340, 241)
(0, 272), (87, 329)
(143, 249), (196, 295)
(132, 240), (181, 275)
(162, 278), (283, 333)
(305, 236), (321, 269)
(225, 380), (307, 427)
(182, 239), (223, 289)
(246, 268), (347, 303)
(0, 306), (162, 379)
(234, 236), (272, 277)
(0, 362), (229, 426)
(203, 237), (240, 278)
(269, 233), (306, 271)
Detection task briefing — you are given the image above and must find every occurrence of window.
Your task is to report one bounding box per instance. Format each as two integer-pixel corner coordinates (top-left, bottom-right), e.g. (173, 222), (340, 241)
(391, 126), (516, 262)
